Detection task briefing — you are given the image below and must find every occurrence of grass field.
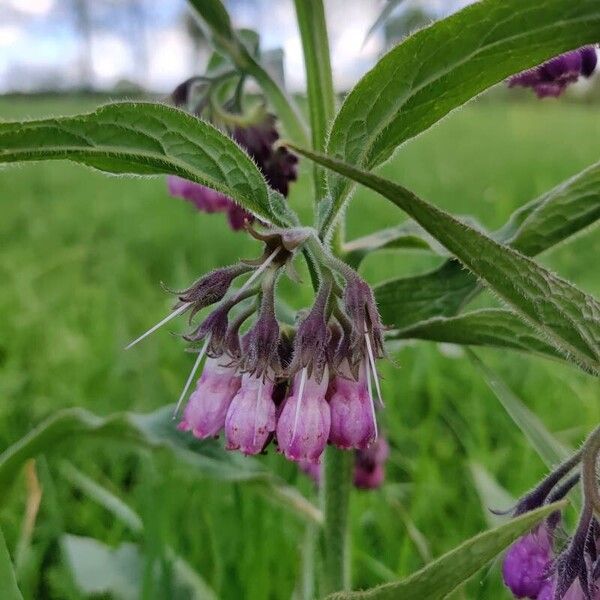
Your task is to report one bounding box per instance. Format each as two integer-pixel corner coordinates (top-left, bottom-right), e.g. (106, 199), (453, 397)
(1, 95), (599, 599)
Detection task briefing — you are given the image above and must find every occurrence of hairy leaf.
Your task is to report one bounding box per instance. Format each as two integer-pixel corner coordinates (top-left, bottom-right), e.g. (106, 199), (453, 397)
(389, 308), (565, 363)
(290, 146), (600, 374)
(0, 528), (23, 600)
(0, 406), (321, 524)
(375, 161), (600, 328)
(324, 0), (600, 232)
(0, 102), (285, 225)
(327, 502), (565, 600)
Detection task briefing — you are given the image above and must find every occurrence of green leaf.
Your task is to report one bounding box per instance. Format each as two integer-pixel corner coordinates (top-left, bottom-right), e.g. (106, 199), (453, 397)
(293, 146), (600, 374)
(324, 0), (600, 233)
(375, 161), (600, 328)
(388, 308), (565, 363)
(498, 161), (600, 256)
(0, 101), (284, 225)
(468, 352), (582, 511)
(0, 528), (23, 600)
(469, 462), (515, 528)
(343, 216), (485, 267)
(326, 501), (565, 600)
(468, 352), (573, 466)
(187, 0), (309, 146)
(62, 536), (141, 600)
(58, 464), (217, 599)
(0, 406), (321, 525)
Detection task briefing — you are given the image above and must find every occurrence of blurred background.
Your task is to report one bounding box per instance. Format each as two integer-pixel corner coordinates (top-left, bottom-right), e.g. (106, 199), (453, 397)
(1, 1), (599, 599)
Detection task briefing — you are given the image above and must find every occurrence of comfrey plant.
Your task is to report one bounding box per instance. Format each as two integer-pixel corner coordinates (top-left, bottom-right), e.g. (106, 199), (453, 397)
(1, 0), (599, 596)
(502, 427), (600, 600)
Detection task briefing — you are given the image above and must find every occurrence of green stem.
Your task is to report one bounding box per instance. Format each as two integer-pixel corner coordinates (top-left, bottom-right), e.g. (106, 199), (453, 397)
(582, 425), (600, 519)
(293, 0), (336, 201)
(321, 447), (353, 594)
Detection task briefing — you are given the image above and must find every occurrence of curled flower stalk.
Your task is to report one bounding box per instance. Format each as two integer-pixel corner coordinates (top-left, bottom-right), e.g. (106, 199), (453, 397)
(501, 425), (600, 600)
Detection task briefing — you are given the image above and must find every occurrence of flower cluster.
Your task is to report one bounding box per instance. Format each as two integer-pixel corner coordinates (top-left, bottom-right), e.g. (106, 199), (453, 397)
(128, 225), (386, 467)
(502, 447), (600, 600)
(167, 78), (297, 230)
(509, 46), (598, 98)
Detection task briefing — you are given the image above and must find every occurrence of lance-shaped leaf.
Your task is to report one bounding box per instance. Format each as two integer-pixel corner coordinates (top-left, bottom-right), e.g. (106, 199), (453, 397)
(0, 101), (286, 225)
(0, 406), (321, 525)
(289, 146), (600, 374)
(326, 501), (565, 600)
(468, 351), (582, 510)
(324, 0), (600, 233)
(375, 161), (600, 328)
(343, 215), (485, 267)
(388, 308), (565, 363)
(0, 528), (23, 600)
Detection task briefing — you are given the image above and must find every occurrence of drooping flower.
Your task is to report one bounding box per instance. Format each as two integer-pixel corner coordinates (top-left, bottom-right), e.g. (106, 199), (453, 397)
(178, 356), (241, 438)
(232, 113), (298, 197)
(328, 360), (377, 450)
(276, 369), (331, 463)
(508, 46), (598, 98)
(502, 525), (553, 599)
(224, 374), (276, 455)
(167, 175), (251, 231)
(353, 437), (389, 490)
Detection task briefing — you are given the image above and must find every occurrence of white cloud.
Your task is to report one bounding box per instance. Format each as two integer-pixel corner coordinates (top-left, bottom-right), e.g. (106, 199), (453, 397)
(0, 25), (23, 46)
(7, 0), (55, 16)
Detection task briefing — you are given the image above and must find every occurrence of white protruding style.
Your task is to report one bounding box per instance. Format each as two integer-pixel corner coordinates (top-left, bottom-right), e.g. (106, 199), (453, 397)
(125, 302), (189, 350)
(172, 337), (210, 419)
(124, 247), (281, 351)
(291, 367), (307, 443)
(364, 331), (384, 408)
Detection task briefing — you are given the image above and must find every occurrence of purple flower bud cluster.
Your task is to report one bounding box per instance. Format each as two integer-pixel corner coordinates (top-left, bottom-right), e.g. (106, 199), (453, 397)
(502, 456), (600, 600)
(168, 231), (387, 466)
(167, 77), (298, 230)
(508, 46), (598, 98)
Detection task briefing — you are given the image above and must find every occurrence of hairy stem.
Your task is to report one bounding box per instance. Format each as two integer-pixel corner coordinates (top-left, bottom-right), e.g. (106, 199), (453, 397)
(582, 425), (600, 519)
(321, 447), (353, 594)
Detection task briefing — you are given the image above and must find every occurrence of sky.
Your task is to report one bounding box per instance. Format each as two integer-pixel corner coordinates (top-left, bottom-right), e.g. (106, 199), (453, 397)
(0, 0), (475, 94)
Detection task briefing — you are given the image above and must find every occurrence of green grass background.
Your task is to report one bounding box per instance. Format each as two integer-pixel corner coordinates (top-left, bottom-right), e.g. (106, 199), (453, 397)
(0, 95), (599, 599)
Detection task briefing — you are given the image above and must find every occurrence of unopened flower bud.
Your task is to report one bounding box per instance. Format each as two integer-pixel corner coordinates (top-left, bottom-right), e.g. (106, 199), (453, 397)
(328, 360), (377, 450)
(353, 437), (389, 490)
(225, 374), (276, 455)
(178, 357), (241, 438)
(276, 369), (330, 463)
(502, 525), (553, 599)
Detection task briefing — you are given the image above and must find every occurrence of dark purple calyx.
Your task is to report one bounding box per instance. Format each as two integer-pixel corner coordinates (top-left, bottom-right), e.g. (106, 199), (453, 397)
(174, 264), (250, 320)
(232, 113), (298, 197)
(288, 281), (332, 381)
(342, 274), (385, 359)
(239, 285), (280, 378)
